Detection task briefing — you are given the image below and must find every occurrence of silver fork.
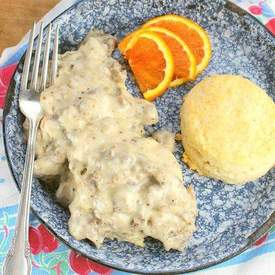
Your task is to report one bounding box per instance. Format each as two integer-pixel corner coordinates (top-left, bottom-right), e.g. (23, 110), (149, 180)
(3, 22), (59, 275)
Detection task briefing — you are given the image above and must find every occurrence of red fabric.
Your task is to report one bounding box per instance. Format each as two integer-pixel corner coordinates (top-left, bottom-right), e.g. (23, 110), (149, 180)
(0, 64), (17, 108)
(29, 224), (113, 274)
(265, 18), (275, 35)
(249, 5), (262, 15)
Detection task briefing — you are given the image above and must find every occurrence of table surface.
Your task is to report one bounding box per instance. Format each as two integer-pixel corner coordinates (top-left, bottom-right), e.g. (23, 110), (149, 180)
(0, 0), (59, 54)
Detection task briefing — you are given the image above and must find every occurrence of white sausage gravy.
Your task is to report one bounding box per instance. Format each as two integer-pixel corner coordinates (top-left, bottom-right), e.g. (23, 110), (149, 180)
(33, 31), (197, 251)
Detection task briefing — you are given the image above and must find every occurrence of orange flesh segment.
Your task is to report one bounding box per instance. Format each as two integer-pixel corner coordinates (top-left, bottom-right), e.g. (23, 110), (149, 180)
(119, 28), (196, 86)
(158, 33), (191, 81)
(147, 21), (204, 66)
(126, 37), (166, 92)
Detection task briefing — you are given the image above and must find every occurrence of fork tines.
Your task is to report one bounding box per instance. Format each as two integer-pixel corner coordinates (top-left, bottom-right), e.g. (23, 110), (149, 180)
(21, 22), (59, 93)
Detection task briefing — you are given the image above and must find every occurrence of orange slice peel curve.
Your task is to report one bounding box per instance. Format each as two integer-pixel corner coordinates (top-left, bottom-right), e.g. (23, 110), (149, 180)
(142, 14), (211, 74)
(125, 31), (174, 101)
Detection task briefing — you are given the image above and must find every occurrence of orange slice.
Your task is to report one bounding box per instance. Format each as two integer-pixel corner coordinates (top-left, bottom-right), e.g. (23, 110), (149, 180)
(119, 27), (196, 87)
(125, 31), (174, 101)
(119, 33), (134, 54)
(146, 27), (196, 86)
(143, 14), (211, 74)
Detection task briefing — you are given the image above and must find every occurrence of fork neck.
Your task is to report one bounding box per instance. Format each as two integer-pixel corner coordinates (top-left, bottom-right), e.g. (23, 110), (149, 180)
(15, 118), (39, 242)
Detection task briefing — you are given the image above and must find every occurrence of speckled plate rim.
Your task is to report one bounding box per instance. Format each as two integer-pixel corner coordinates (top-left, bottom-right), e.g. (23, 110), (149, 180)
(2, 1), (275, 274)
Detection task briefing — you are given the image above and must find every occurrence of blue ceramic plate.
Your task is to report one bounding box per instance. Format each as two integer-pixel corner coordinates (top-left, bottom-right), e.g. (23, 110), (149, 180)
(3, 0), (275, 273)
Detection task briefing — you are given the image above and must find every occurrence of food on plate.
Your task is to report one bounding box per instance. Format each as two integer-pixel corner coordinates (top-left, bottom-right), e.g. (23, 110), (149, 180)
(120, 27), (196, 87)
(34, 31), (197, 251)
(180, 75), (275, 184)
(152, 130), (176, 152)
(123, 31), (174, 101)
(143, 14), (212, 74)
(119, 14), (211, 100)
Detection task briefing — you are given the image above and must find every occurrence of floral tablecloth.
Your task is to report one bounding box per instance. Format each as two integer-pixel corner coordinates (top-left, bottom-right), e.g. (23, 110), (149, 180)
(0, 0), (274, 274)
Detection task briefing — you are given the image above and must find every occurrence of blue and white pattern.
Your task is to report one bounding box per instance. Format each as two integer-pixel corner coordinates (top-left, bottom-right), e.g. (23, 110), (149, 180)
(2, 0), (275, 273)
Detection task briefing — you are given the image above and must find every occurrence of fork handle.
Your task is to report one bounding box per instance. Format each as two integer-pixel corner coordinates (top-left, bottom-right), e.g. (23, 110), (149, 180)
(3, 119), (39, 275)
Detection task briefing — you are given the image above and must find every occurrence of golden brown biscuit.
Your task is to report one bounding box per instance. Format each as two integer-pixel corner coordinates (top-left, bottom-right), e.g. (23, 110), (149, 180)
(181, 75), (275, 184)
